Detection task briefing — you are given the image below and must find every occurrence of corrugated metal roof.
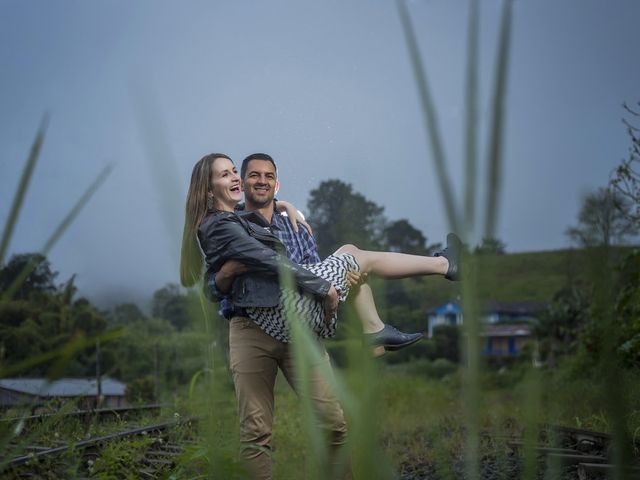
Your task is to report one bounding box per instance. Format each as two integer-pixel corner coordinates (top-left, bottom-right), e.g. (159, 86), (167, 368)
(480, 324), (532, 337)
(0, 378), (125, 397)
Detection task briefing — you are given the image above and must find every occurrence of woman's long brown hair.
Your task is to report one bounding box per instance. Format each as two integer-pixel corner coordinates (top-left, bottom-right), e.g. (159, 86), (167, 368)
(180, 153), (232, 287)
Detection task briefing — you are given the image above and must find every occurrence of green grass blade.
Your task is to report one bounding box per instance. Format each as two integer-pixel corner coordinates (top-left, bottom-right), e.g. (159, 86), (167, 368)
(395, 0), (461, 234)
(0, 328), (124, 378)
(0, 113), (50, 265)
(1, 164), (114, 301)
(461, 254), (481, 480)
(130, 85), (183, 258)
(483, 0), (513, 240)
(464, 0), (479, 234)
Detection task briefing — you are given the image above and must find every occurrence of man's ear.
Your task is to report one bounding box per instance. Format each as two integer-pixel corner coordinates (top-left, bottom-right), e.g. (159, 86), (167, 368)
(274, 180), (280, 195)
(241, 180), (246, 192)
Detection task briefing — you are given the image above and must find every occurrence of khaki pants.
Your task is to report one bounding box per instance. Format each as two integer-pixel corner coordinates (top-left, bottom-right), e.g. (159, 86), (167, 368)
(229, 316), (350, 480)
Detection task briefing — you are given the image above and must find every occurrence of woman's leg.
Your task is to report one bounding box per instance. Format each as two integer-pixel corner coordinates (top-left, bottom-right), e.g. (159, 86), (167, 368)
(334, 244), (449, 279)
(351, 283), (385, 334)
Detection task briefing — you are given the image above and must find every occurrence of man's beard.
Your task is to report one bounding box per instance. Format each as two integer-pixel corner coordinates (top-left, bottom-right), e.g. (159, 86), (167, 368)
(245, 191), (273, 209)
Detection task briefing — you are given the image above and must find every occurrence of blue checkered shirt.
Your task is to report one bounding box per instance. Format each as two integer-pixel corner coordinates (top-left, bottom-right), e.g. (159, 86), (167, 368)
(212, 210), (321, 318)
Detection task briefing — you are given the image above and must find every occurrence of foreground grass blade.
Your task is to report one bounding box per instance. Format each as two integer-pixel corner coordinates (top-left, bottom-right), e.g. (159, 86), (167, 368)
(131, 84), (184, 259)
(0, 114), (50, 265)
(1, 164), (114, 301)
(0, 328), (123, 378)
(483, 0), (513, 240)
(395, 0), (461, 234)
(461, 255), (481, 480)
(464, 0), (479, 234)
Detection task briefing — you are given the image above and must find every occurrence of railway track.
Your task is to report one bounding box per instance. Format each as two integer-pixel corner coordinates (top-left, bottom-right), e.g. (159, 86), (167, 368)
(398, 423), (640, 479)
(1, 405), (198, 479)
(508, 424), (640, 479)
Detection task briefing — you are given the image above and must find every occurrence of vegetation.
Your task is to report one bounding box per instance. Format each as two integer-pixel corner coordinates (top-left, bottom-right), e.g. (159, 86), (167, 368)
(2, 1), (640, 478)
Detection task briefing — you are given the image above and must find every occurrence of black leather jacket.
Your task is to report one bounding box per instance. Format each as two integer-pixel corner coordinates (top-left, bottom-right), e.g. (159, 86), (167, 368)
(197, 209), (331, 308)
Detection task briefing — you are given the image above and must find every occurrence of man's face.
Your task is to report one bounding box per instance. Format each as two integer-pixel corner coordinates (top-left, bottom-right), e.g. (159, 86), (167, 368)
(242, 159), (279, 208)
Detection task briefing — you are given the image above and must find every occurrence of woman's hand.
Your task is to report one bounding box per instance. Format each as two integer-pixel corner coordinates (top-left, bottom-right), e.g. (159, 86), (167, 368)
(345, 270), (368, 289)
(215, 260), (250, 294)
(323, 285), (339, 324)
(276, 200), (313, 234)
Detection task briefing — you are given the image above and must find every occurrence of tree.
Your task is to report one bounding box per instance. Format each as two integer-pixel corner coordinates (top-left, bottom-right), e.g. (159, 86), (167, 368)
(0, 253), (57, 299)
(474, 237), (506, 255)
(613, 250), (640, 368)
(110, 303), (147, 326)
(534, 286), (589, 367)
(610, 102), (640, 223)
(382, 219), (429, 255)
(566, 187), (639, 247)
(151, 283), (190, 331)
(307, 179), (387, 258)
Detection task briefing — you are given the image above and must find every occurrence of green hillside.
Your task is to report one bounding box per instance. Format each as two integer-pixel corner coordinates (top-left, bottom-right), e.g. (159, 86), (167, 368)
(376, 247), (635, 314)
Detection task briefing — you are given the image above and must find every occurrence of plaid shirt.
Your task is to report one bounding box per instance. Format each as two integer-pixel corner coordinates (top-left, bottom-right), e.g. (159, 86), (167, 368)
(214, 209), (320, 318)
(270, 210), (321, 265)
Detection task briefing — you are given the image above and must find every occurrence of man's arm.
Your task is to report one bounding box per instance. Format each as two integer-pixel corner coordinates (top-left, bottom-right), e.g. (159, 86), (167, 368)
(199, 214), (331, 298)
(213, 260), (249, 294)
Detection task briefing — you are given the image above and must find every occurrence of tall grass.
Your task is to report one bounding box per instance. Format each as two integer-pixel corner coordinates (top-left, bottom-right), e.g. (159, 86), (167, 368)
(396, 0), (514, 478)
(0, 116), (118, 473)
(396, 1), (638, 479)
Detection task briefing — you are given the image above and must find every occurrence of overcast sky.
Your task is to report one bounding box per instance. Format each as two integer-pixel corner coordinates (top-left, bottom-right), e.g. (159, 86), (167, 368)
(1, 0), (638, 308)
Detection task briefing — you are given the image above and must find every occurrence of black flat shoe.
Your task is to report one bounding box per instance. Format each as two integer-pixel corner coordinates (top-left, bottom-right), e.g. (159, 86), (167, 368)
(364, 324), (424, 352)
(434, 233), (462, 281)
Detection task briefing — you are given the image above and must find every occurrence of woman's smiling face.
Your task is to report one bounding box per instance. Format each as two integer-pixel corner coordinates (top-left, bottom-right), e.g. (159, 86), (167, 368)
(210, 156), (241, 211)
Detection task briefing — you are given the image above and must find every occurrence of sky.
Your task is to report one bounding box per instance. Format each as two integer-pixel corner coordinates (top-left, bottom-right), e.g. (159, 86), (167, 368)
(1, 0), (639, 308)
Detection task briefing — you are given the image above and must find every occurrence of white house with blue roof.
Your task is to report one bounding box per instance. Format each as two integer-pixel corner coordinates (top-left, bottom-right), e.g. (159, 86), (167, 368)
(427, 300), (547, 358)
(427, 302), (463, 337)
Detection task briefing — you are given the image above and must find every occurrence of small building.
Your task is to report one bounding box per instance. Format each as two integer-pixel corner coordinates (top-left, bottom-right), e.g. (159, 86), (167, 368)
(482, 300), (547, 324)
(427, 300), (546, 358)
(481, 323), (533, 357)
(0, 377), (127, 409)
(427, 302), (463, 337)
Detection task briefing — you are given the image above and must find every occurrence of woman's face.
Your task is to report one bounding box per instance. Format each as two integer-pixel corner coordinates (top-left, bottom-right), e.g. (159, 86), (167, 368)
(210, 157), (242, 211)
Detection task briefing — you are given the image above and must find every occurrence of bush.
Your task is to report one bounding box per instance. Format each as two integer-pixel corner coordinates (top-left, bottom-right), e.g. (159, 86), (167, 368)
(395, 358), (458, 379)
(125, 376), (156, 404)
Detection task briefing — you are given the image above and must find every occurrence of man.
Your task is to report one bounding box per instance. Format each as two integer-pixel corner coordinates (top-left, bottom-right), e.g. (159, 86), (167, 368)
(210, 153), (350, 480)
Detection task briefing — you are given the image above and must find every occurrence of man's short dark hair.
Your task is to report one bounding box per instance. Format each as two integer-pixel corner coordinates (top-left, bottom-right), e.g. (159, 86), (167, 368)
(241, 153), (277, 180)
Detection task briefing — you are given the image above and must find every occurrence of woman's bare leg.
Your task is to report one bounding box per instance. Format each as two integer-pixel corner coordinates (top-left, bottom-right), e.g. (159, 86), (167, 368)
(351, 283), (385, 334)
(334, 244), (449, 278)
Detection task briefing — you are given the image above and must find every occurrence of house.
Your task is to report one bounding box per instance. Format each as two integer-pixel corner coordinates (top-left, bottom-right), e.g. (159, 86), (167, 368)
(426, 302), (463, 337)
(427, 300), (547, 358)
(482, 300), (547, 324)
(0, 377), (127, 409)
(481, 323), (533, 357)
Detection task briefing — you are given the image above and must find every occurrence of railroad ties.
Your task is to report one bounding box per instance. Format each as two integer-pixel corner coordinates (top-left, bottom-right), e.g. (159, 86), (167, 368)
(507, 424), (640, 479)
(1, 405), (198, 479)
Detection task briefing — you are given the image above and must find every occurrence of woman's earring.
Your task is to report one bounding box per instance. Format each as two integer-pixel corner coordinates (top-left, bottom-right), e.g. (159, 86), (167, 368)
(207, 192), (215, 210)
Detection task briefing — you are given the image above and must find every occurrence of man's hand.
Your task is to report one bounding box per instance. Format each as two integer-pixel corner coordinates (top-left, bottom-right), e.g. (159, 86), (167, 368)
(276, 200), (313, 234)
(345, 270), (368, 290)
(215, 260), (250, 294)
(323, 285), (339, 324)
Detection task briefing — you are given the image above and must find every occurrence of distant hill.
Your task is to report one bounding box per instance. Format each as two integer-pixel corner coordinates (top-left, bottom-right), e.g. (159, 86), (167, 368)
(387, 247), (636, 312)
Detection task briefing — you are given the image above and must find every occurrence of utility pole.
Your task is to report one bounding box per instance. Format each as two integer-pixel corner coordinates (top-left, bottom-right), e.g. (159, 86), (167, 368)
(96, 339), (102, 409)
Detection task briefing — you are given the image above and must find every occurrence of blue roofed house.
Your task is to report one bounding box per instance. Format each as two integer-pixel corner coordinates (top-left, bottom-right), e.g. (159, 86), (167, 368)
(0, 377), (127, 409)
(427, 302), (464, 337)
(427, 300), (547, 358)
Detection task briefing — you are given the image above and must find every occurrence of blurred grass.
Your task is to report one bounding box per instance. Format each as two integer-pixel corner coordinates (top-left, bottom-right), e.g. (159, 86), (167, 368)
(0, 115), (117, 474)
(264, 363), (640, 478)
(396, 1), (514, 477)
(0, 114), (49, 265)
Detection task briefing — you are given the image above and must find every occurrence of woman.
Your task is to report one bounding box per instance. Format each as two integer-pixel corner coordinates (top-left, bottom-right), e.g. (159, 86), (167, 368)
(180, 153), (460, 350)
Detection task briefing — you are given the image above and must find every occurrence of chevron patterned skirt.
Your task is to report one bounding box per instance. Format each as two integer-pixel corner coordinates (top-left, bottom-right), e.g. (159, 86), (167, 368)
(245, 253), (360, 342)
